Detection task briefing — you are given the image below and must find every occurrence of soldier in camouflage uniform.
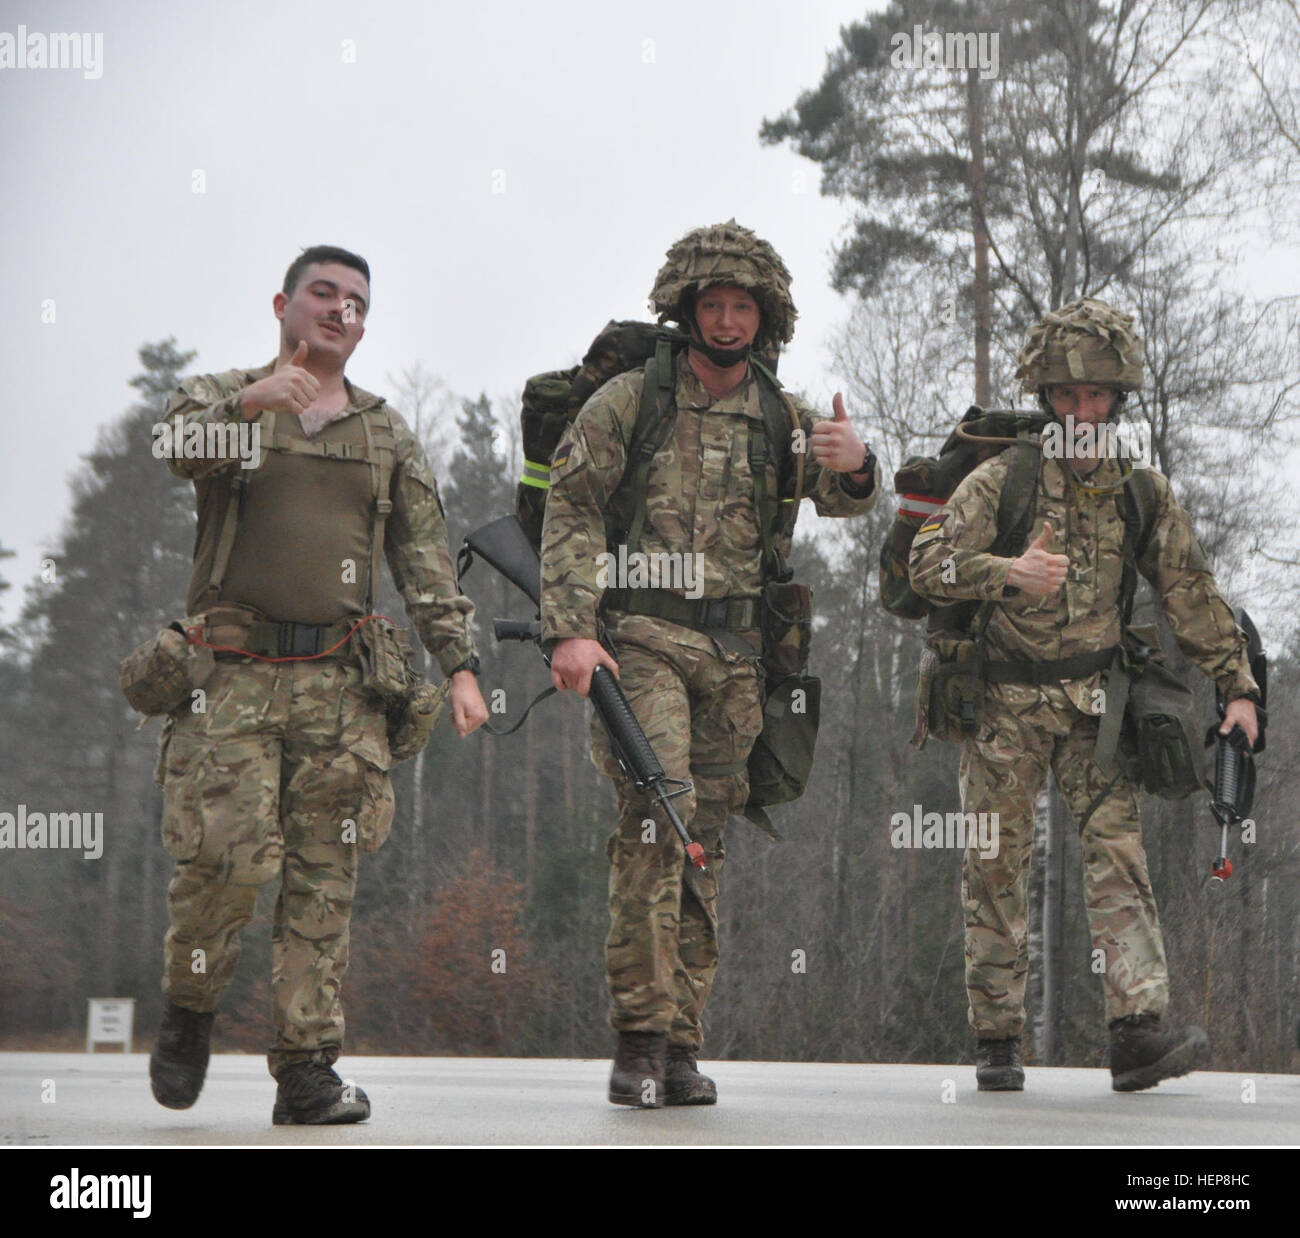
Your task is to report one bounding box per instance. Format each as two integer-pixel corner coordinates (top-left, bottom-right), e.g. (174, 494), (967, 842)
(540, 222), (881, 1106)
(909, 299), (1260, 1092)
(149, 245), (488, 1124)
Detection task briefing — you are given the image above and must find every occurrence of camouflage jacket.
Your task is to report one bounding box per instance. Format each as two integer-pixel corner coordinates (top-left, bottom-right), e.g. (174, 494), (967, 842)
(161, 364), (477, 676)
(908, 450), (1260, 711)
(541, 353), (880, 645)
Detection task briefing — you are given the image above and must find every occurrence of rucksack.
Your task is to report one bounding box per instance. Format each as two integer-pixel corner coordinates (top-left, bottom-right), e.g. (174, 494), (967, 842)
(879, 405), (1155, 631)
(516, 320), (799, 573)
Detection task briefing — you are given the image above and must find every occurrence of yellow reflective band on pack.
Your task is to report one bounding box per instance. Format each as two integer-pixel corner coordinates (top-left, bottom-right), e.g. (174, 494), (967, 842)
(520, 458), (551, 491)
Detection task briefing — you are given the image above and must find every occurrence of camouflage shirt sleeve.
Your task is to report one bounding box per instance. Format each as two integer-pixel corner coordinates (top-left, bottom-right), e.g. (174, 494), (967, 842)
(1139, 470), (1260, 703)
(909, 454), (1016, 602)
(159, 368), (267, 480)
(787, 394), (881, 515)
(384, 409), (478, 675)
(539, 373), (639, 647)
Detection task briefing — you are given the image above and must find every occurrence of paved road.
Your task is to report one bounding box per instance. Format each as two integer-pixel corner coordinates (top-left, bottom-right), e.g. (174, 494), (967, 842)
(2, 1054), (1296, 1146)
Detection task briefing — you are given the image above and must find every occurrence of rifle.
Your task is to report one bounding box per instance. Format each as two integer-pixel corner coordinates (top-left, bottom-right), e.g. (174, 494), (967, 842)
(457, 515), (707, 871)
(1205, 607), (1268, 882)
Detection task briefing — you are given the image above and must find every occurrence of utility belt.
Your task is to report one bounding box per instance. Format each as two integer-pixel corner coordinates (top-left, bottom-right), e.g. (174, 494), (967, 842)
(982, 648), (1116, 685)
(119, 605), (447, 763)
(914, 635), (1117, 748)
(603, 588), (759, 633)
(207, 616), (361, 662)
(913, 628), (1206, 799)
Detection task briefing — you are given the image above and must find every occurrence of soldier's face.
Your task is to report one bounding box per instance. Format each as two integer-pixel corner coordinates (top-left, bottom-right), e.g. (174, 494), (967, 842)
(1047, 384), (1118, 424)
(273, 262), (369, 364)
(692, 285), (761, 353)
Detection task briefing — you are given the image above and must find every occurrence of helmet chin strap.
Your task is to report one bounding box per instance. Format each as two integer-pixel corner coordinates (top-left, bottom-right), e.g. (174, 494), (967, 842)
(688, 316), (752, 369)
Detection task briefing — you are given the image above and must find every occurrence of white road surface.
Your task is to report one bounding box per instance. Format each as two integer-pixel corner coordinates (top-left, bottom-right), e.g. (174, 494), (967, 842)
(2, 1053), (1296, 1147)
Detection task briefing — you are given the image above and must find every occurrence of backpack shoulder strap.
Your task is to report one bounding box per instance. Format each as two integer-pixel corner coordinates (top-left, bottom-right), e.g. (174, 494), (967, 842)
(991, 432), (1042, 557)
(610, 334), (676, 553)
(748, 364), (800, 583)
(967, 435), (1042, 641)
(1117, 461), (1156, 626)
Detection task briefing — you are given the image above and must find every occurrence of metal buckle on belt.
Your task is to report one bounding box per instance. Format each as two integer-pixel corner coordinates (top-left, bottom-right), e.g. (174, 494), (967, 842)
(279, 622), (322, 657)
(700, 599), (727, 628)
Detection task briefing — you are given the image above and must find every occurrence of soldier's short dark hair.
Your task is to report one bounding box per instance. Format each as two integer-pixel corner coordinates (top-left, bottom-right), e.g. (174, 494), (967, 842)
(283, 246), (371, 298)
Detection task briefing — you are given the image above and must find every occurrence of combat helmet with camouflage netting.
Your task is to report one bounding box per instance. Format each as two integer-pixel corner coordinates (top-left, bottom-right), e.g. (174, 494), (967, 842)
(649, 220), (797, 351)
(1015, 298), (1145, 396)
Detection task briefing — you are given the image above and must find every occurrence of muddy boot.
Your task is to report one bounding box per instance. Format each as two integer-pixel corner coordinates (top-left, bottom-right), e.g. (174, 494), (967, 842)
(149, 1001), (215, 1110)
(608, 1031), (667, 1108)
(272, 1062), (371, 1125)
(665, 1045), (717, 1106)
(1109, 1014), (1209, 1092)
(975, 1037), (1025, 1091)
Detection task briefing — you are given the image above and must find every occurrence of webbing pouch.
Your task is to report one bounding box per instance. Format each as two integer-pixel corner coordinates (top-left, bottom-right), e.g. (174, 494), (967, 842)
(759, 580), (812, 678)
(387, 680), (449, 763)
(744, 672), (821, 838)
(912, 632), (985, 749)
(351, 619), (415, 704)
(119, 619), (216, 717)
(1118, 628), (1206, 799)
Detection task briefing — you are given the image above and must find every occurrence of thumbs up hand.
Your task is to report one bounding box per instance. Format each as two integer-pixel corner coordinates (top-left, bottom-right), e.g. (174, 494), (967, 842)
(1007, 521), (1070, 595)
(811, 392), (872, 473)
(239, 339), (320, 419)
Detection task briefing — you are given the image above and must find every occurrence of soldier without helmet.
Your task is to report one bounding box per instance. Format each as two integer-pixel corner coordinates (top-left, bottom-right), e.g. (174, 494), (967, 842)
(909, 299), (1261, 1092)
(541, 221), (882, 1106)
(148, 245), (489, 1124)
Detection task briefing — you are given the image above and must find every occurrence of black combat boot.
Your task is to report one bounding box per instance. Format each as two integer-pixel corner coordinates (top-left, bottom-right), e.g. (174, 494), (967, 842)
(608, 1031), (667, 1108)
(149, 1000), (215, 1110)
(1109, 1013), (1209, 1092)
(665, 1044), (717, 1106)
(272, 1061), (371, 1125)
(975, 1037), (1025, 1091)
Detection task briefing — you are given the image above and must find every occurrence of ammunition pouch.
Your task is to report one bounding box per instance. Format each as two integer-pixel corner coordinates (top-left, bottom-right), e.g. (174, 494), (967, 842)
(386, 680), (449, 764)
(350, 619), (447, 763)
(1113, 629), (1206, 799)
(912, 632), (986, 748)
(757, 579), (812, 678)
(119, 619), (216, 717)
(351, 619), (416, 704)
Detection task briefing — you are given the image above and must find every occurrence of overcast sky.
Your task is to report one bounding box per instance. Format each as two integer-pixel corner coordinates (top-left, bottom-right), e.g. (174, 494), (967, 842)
(0, 0), (885, 622)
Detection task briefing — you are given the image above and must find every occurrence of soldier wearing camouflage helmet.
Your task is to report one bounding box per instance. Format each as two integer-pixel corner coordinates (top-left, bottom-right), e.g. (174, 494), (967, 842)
(909, 297), (1260, 1092)
(541, 221), (881, 1107)
(147, 245), (489, 1124)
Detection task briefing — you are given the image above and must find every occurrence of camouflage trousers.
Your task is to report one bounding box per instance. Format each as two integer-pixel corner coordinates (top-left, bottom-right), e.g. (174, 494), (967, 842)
(156, 656), (394, 1077)
(959, 682), (1168, 1038)
(590, 614), (763, 1051)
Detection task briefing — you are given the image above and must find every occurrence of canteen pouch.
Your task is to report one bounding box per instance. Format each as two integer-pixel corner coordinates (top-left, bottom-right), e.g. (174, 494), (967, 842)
(743, 672), (821, 839)
(120, 620), (215, 716)
(759, 579), (813, 677)
(352, 619), (415, 703)
(387, 680), (449, 763)
(912, 632), (985, 748)
(1119, 628), (1206, 799)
